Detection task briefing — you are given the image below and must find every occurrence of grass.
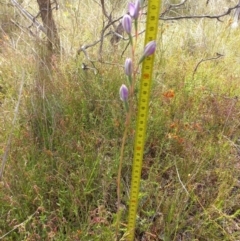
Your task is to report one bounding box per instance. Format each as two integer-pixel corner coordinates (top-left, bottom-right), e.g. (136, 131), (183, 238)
(1, 1), (240, 240)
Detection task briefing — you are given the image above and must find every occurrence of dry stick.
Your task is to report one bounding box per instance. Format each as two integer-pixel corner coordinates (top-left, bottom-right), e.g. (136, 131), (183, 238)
(0, 209), (38, 240)
(161, 0), (188, 17)
(192, 53), (224, 79)
(10, 0), (47, 34)
(161, 3), (240, 22)
(98, 20), (123, 60)
(170, 0), (188, 7)
(77, 29), (145, 72)
(0, 73), (25, 181)
(10, 19), (41, 39)
(100, 0), (115, 28)
(77, 28), (144, 57)
(77, 3), (237, 66)
(77, 17), (123, 61)
(98, 1), (119, 61)
(174, 159), (190, 196)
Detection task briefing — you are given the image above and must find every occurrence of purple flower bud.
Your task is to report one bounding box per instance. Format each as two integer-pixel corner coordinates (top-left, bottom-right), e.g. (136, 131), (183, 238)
(138, 40), (157, 64)
(122, 14), (132, 34)
(124, 58), (132, 76)
(129, 3), (135, 17)
(143, 40), (156, 57)
(119, 84), (129, 102)
(129, 0), (140, 19)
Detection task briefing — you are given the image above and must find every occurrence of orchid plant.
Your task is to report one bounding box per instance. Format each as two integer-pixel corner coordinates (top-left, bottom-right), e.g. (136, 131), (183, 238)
(116, 0), (157, 237)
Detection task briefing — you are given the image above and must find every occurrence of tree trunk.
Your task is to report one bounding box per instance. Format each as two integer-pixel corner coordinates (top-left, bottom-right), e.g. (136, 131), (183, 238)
(36, 0), (60, 53)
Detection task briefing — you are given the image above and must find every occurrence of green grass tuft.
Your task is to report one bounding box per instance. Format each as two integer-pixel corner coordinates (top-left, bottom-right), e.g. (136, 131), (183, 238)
(1, 1), (240, 240)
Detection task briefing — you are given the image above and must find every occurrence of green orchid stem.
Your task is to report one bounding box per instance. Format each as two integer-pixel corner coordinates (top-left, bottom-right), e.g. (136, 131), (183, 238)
(138, 55), (145, 65)
(124, 101), (129, 112)
(116, 19), (139, 239)
(134, 20), (138, 41)
(127, 75), (132, 85)
(116, 109), (131, 240)
(129, 35), (133, 46)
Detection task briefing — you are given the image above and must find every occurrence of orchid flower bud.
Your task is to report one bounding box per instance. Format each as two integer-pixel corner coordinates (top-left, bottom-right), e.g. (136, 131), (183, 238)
(122, 14), (132, 34)
(129, 0), (140, 20)
(139, 40), (157, 64)
(124, 58), (132, 76)
(143, 40), (156, 57)
(119, 84), (129, 102)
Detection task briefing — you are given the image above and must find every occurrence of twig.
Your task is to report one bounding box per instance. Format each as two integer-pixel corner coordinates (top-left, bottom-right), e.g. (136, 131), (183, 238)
(100, 0), (115, 28)
(77, 3), (238, 65)
(10, 0), (47, 34)
(98, 20), (121, 60)
(77, 30), (124, 70)
(170, 0), (188, 8)
(77, 29), (145, 65)
(174, 159), (190, 196)
(192, 53), (224, 79)
(98, 0), (119, 60)
(77, 18), (123, 54)
(0, 72), (25, 181)
(161, 4), (240, 22)
(0, 209), (38, 240)
(161, 0), (188, 17)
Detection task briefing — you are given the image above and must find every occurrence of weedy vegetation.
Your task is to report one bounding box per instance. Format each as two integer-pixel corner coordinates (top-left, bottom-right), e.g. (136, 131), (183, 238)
(0, 0), (240, 240)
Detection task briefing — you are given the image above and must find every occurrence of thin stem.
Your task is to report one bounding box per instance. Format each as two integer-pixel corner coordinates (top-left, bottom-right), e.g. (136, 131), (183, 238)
(116, 14), (141, 239)
(116, 110), (131, 239)
(116, 54), (136, 241)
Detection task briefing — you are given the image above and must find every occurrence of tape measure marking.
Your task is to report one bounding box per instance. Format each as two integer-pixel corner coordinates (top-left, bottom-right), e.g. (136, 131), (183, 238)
(127, 1), (161, 240)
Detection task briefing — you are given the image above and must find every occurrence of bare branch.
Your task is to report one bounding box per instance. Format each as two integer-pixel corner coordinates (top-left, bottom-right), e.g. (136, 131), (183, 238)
(161, 0), (188, 17)
(0, 209), (39, 239)
(98, 0), (118, 60)
(10, 0), (47, 34)
(161, 4), (240, 22)
(110, 22), (124, 46)
(100, 0), (113, 24)
(77, 2), (238, 65)
(192, 53), (224, 79)
(170, 0), (188, 8)
(77, 28), (145, 58)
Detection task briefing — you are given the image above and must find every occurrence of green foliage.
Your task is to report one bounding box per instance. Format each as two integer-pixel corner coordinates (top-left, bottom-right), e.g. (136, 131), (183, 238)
(1, 1), (240, 240)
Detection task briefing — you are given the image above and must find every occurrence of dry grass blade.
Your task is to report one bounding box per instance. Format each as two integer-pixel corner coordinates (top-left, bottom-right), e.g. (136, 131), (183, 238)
(0, 72), (25, 181)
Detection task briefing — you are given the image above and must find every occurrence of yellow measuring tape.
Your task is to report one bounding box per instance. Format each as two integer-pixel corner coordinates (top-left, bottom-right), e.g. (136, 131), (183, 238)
(127, 1), (161, 240)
